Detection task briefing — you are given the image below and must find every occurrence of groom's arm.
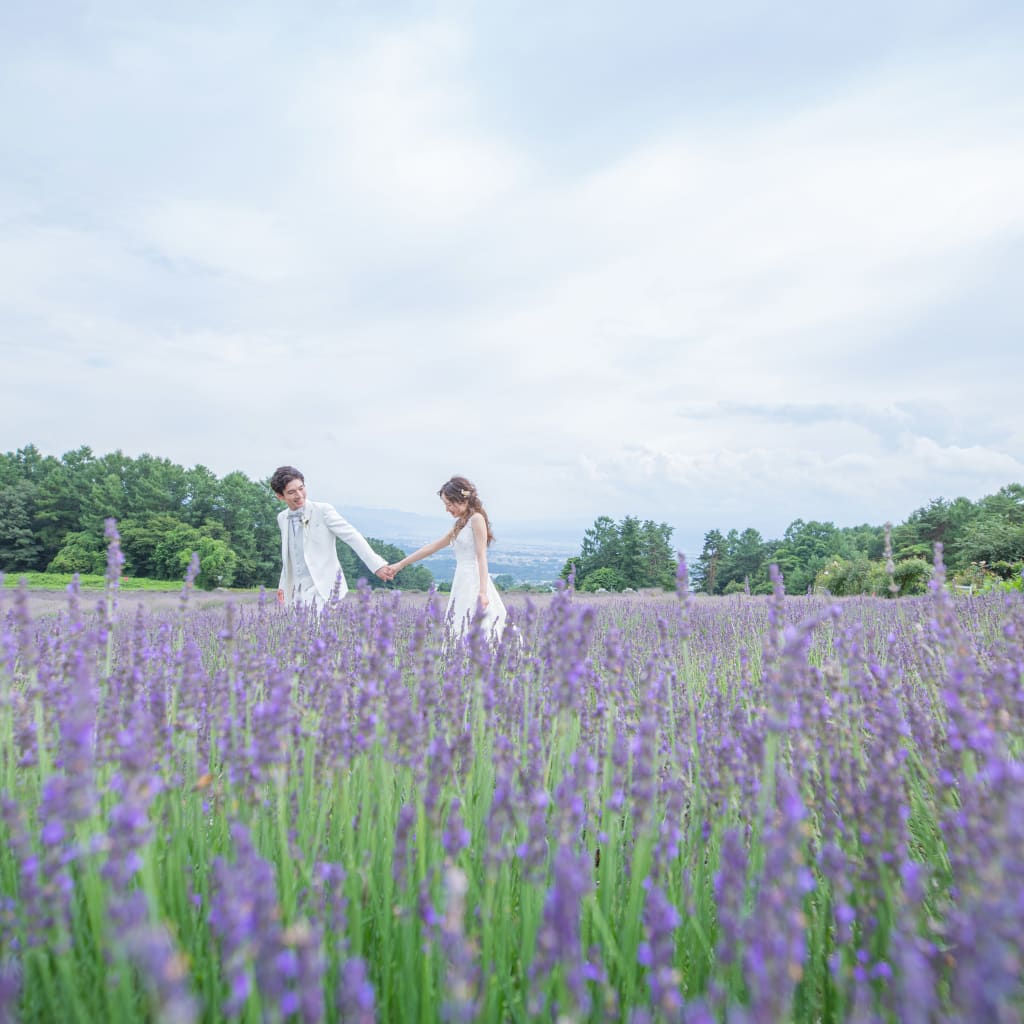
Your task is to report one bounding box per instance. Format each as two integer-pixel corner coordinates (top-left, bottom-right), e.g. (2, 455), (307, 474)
(321, 505), (388, 573)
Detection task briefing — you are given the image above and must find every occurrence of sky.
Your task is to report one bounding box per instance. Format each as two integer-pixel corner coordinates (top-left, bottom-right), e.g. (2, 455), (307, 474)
(2, 0), (1022, 558)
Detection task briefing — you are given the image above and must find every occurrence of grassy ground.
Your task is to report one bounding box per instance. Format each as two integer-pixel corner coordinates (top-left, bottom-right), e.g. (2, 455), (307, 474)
(0, 573), (268, 618)
(2, 572), (193, 591)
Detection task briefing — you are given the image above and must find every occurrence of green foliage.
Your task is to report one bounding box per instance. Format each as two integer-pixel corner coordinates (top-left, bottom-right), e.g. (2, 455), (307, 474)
(695, 520), (888, 596)
(2, 572), (184, 591)
(6, 444), (1024, 602)
(47, 531), (108, 575)
(695, 484), (1024, 596)
(950, 562), (1006, 594)
(998, 563), (1024, 592)
(814, 557), (874, 597)
(891, 495), (977, 564)
(579, 567), (626, 592)
(813, 556), (930, 597)
(0, 445), (280, 587)
(152, 523), (237, 589)
(891, 557), (932, 596)
(693, 527), (768, 594)
(692, 529), (726, 594)
(0, 480), (42, 571)
(563, 515), (676, 591)
(772, 520), (844, 595)
(192, 537), (238, 590)
(959, 518), (1024, 565)
(119, 513), (186, 578)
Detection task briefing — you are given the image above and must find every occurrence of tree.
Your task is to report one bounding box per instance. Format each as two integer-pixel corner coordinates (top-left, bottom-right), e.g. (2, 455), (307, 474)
(0, 481), (42, 572)
(218, 471), (280, 588)
(693, 529), (726, 594)
(122, 454), (189, 516)
(892, 495), (978, 568)
(836, 524), (886, 561)
(959, 520), (1024, 565)
(191, 537), (238, 589)
(813, 556), (888, 597)
(978, 483), (1024, 525)
(48, 531), (107, 575)
(562, 515), (676, 591)
(183, 465), (221, 525)
(617, 516), (645, 588)
(32, 446), (96, 566)
(714, 528), (769, 593)
(153, 523), (238, 588)
(892, 558), (931, 596)
(580, 516), (619, 563)
(579, 567), (625, 592)
(639, 520), (678, 589)
(119, 513), (188, 578)
(770, 519), (840, 595)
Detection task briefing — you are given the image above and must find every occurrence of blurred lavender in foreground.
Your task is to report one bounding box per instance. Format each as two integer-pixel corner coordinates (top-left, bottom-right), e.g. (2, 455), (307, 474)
(0, 542), (1021, 1021)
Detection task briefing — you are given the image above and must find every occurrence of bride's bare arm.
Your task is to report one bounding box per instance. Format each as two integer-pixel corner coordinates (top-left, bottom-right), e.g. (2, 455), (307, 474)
(391, 533), (451, 572)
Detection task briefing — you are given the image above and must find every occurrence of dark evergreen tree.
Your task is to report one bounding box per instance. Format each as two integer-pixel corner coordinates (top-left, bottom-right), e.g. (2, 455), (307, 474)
(562, 515), (676, 590)
(693, 529), (726, 594)
(0, 481), (42, 572)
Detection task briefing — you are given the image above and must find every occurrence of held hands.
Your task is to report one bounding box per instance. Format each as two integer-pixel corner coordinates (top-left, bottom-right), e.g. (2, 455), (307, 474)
(375, 565), (398, 582)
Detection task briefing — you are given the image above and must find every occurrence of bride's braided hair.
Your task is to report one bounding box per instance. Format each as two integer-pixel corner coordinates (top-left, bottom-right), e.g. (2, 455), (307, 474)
(438, 476), (494, 545)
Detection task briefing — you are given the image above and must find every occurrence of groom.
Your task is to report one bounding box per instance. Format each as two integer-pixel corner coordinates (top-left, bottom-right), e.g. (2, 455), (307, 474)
(271, 466), (394, 606)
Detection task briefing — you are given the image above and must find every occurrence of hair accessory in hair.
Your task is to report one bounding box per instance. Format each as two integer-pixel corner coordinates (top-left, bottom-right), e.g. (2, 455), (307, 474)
(461, 489), (470, 497)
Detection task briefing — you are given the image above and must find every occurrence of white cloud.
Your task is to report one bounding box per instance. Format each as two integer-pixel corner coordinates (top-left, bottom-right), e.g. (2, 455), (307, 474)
(1, 6), (1022, 539)
(141, 202), (301, 284)
(284, 19), (530, 238)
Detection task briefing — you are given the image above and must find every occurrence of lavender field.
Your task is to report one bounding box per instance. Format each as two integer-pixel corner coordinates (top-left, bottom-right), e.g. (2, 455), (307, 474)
(1, 534), (1022, 1023)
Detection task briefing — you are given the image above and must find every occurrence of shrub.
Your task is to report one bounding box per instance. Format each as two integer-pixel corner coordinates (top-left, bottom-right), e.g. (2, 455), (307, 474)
(892, 557), (931, 596)
(580, 567), (626, 593)
(47, 531), (107, 575)
(950, 562), (1004, 594)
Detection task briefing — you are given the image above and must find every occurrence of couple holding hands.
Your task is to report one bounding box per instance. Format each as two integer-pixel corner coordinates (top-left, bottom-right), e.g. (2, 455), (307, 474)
(271, 466), (507, 641)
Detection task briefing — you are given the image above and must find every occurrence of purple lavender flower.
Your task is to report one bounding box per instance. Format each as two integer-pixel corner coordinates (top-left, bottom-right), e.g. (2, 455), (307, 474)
(338, 956), (376, 1023)
(436, 865), (481, 1023)
(638, 882), (683, 1017)
(529, 839), (596, 1017)
(0, 957), (22, 1024)
(208, 821), (301, 1020)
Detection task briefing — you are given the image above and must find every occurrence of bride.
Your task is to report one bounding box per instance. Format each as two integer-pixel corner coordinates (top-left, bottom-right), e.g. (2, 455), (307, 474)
(388, 476), (507, 641)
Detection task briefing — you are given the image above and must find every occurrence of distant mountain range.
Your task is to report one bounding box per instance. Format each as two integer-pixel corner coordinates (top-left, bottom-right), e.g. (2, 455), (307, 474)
(340, 505), (582, 584)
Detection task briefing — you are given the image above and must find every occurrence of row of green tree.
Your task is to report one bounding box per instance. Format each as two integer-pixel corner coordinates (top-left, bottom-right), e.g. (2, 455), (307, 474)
(0, 445), (433, 591)
(560, 515), (678, 592)
(691, 483), (1024, 596)
(558, 484), (1024, 597)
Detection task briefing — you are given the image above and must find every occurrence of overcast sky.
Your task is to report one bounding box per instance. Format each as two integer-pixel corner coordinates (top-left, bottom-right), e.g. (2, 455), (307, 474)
(2, 1), (1022, 557)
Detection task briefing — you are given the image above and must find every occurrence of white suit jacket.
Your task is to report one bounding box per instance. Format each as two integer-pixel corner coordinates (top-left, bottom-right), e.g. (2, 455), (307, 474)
(278, 501), (387, 604)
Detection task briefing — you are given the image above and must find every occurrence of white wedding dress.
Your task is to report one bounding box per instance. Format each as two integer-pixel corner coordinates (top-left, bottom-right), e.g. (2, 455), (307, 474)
(447, 518), (507, 641)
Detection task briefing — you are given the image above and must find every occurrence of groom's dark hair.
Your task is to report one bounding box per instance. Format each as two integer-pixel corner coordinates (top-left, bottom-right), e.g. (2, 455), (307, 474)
(270, 466), (304, 495)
